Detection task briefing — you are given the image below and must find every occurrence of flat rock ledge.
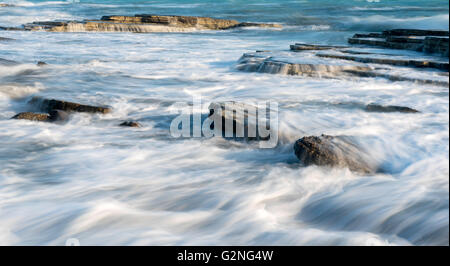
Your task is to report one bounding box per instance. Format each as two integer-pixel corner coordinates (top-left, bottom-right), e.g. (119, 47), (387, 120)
(3, 14), (281, 33)
(237, 53), (372, 78)
(294, 135), (377, 174)
(29, 97), (111, 114)
(11, 110), (68, 122)
(364, 104), (419, 113)
(349, 29), (449, 57)
(12, 98), (111, 123)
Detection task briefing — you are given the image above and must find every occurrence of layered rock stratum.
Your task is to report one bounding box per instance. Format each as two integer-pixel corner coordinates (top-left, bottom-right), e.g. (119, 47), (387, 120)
(1, 14), (281, 33)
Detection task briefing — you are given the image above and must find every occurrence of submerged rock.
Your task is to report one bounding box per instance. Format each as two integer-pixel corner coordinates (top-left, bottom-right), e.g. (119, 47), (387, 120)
(294, 135), (376, 174)
(119, 121), (141, 127)
(0, 58), (19, 66)
(0, 3), (14, 7)
(37, 61), (47, 66)
(0, 37), (13, 41)
(364, 104), (419, 113)
(18, 14), (281, 33)
(29, 97), (112, 114)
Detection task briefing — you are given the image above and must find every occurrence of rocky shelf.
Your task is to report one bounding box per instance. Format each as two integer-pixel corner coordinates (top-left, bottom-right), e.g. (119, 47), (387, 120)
(349, 29), (449, 57)
(237, 29), (449, 87)
(1, 14), (281, 33)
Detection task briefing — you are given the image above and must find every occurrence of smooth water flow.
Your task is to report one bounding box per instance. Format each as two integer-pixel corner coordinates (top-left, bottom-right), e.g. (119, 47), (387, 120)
(0, 0), (448, 245)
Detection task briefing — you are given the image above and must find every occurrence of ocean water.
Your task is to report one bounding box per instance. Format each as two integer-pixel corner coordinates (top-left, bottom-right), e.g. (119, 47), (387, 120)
(0, 0), (448, 245)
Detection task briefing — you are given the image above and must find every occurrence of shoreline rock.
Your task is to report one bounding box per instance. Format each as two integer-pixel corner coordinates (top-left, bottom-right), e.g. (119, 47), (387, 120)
(11, 109), (69, 123)
(11, 14), (281, 33)
(29, 97), (112, 114)
(316, 53), (448, 71)
(294, 135), (376, 174)
(349, 29), (449, 57)
(237, 53), (372, 78)
(11, 112), (51, 122)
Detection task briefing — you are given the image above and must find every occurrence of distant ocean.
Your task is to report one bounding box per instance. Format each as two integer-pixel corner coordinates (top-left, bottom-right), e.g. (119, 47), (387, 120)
(0, 0), (448, 245)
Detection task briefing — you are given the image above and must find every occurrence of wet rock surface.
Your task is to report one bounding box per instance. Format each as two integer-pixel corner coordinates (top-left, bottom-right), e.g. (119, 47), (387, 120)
(10, 14), (281, 33)
(364, 104), (419, 113)
(349, 29), (449, 57)
(11, 112), (51, 122)
(237, 53), (371, 78)
(238, 29), (449, 87)
(11, 109), (70, 123)
(29, 97), (112, 114)
(294, 135), (376, 174)
(208, 101), (274, 141)
(119, 121), (142, 128)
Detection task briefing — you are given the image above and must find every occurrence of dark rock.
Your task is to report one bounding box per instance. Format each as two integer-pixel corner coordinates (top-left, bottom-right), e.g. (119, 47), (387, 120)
(316, 53), (449, 71)
(364, 104), (419, 113)
(382, 29), (449, 37)
(290, 43), (348, 51)
(48, 109), (70, 122)
(343, 69), (449, 87)
(0, 26), (25, 31)
(352, 33), (385, 38)
(0, 37), (13, 41)
(294, 135), (376, 174)
(0, 3), (14, 7)
(208, 101), (275, 141)
(37, 61), (47, 66)
(349, 29), (449, 57)
(424, 37), (449, 57)
(348, 37), (423, 51)
(119, 121), (141, 127)
(29, 97), (112, 114)
(11, 112), (51, 122)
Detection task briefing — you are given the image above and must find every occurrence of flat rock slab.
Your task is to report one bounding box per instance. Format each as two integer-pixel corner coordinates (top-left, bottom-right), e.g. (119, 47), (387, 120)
(237, 52), (371, 78)
(16, 14), (281, 33)
(29, 97), (112, 114)
(11, 110), (69, 123)
(316, 53), (448, 71)
(349, 28), (449, 57)
(11, 112), (51, 122)
(294, 135), (377, 174)
(364, 104), (419, 113)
